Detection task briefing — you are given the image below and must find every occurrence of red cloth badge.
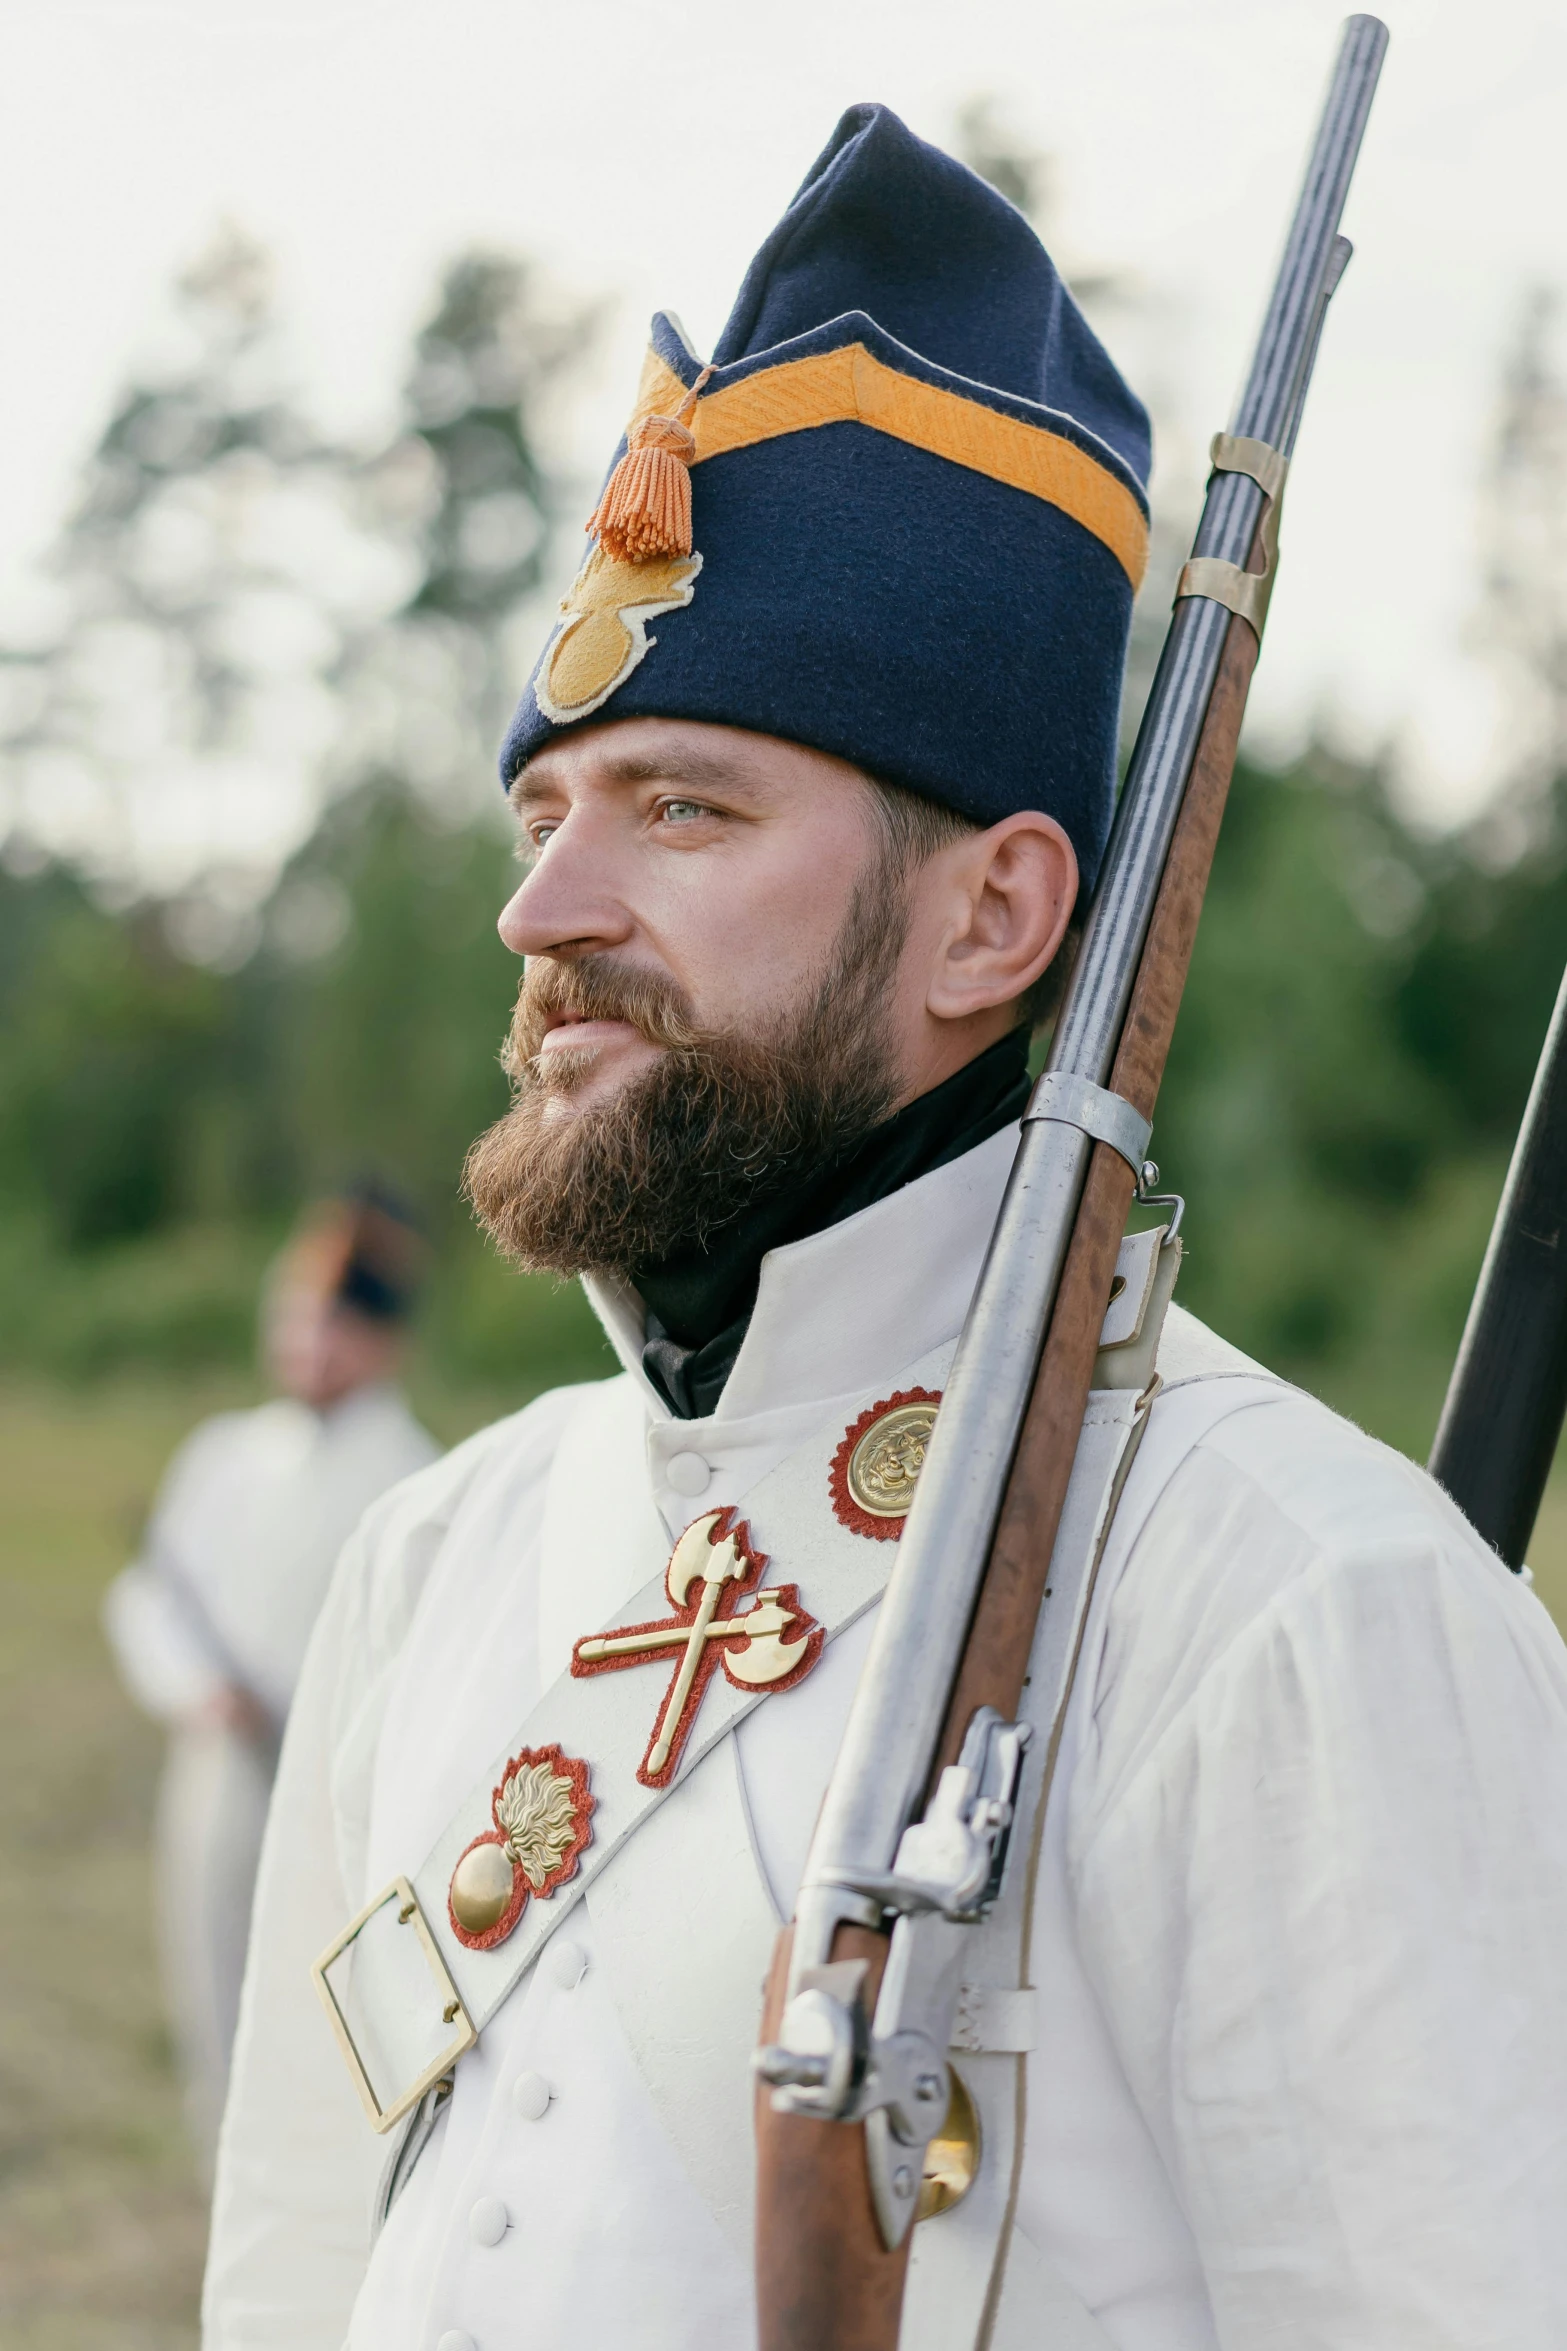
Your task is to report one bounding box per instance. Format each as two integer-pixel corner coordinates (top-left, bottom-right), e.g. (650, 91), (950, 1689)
(447, 1743), (595, 1952)
(571, 1508), (822, 1789)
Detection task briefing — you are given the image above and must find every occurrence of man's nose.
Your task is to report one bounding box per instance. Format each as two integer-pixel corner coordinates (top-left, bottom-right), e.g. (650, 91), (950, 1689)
(498, 815), (635, 958)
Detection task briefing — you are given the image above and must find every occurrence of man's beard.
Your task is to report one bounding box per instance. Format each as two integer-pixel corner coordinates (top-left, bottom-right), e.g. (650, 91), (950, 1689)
(463, 865), (908, 1279)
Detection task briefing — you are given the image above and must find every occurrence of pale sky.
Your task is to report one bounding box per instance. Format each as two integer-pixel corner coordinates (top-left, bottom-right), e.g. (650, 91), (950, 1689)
(4, 0), (1565, 830)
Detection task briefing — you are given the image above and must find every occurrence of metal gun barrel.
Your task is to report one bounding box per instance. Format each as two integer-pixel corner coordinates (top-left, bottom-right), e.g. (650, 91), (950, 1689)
(1430, 961), (1567, 1569)
(787, 15), (1390, 1985)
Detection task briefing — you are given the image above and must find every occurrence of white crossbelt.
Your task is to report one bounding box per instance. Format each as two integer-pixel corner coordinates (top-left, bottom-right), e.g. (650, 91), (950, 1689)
(316, 1336), (957, 2139)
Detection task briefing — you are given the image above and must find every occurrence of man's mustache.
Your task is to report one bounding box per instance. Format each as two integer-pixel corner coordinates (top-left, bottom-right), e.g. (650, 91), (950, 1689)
(505, 957), (704, 1079)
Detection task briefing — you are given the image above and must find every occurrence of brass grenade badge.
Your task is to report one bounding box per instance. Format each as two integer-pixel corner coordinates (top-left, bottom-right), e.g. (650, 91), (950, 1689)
(448, 1744), (594, 1951)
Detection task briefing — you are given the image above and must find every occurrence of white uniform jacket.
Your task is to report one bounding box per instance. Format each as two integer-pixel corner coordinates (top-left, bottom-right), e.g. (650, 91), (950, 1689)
(205, 1131), (1567, 2350)
(106, 1383), (440, 1724)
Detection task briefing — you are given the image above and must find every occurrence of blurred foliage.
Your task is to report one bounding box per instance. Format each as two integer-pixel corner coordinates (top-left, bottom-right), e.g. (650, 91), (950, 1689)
(0, 225), (611, 1407)
(401, 251), (589, 628)
(2, 747), (1565, 1448)
(1157, 760), (1566, 1452)
(0, 809), (612, 1396)
(0, 228), (354, 916)
(0, 227), (593, 940)
(0, 228), (1564, 1458)
(1479, 288), (1567, 791)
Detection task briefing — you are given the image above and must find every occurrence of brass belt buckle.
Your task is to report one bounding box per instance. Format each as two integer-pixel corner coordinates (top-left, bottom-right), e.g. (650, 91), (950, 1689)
(312, 1876), (477, 2134)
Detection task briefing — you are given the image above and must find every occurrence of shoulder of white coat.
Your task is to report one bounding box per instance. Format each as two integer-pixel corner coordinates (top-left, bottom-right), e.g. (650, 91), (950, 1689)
(1148, 1302), (1466, 1565)
(1078, 1323), (1560, 1840)
(1154, 1299), (1274, 1386)
(149, 1396), (299, 1503)
(349, 1373), (628, 1550)
(330, 1375), (634, 1669)
(1131, 1310), (1502, 1609)
(328, 1385), (441, 1474)
(1168, 1357), (1483, 1573)
(161, 1396), (283, 1463)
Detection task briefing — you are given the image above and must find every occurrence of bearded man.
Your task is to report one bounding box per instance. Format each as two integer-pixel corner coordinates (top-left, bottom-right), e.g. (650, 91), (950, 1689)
(205, 107), (1567, 2351)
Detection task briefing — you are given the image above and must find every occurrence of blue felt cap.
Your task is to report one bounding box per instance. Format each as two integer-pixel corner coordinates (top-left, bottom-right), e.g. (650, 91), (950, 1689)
(500, 104), (1151, 891)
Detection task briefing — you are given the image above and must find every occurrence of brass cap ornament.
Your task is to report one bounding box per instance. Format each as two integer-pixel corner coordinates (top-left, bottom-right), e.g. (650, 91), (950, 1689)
(448, 1744), (595, 1952)
(829, 1389), (942, 1541)
(531, 366), (715, 728)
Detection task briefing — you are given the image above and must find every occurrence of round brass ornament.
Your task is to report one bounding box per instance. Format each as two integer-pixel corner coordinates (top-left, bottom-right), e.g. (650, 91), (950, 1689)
(918, 2064), (981, 2221)
(847, 1401), (939, 1520)
(449, 1841), (516, 1934)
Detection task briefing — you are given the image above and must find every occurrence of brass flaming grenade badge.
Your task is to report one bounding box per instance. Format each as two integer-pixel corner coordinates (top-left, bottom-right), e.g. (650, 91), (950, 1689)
(448, 1746), (595, 1951)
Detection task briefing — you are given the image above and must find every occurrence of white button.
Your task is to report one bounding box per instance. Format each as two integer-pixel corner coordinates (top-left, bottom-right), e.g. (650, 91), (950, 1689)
(550, 1936), (587, 1989)
(438, 2335), (477, 2351)
(468, 2196), (508, 2247)
(512, 2069), (552, 2121)
(664, 1450), (712, 1497)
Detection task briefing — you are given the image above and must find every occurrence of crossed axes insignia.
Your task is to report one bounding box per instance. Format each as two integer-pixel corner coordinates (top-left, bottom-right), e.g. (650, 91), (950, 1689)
(571, 1509), (823, 1788)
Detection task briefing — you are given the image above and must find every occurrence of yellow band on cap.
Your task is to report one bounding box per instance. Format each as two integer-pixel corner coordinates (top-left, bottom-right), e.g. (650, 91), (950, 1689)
(633, 343), (1148, 589)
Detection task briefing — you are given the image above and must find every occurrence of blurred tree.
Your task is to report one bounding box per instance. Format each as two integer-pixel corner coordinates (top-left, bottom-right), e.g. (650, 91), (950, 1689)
(1158, 755), (1447, 1379)
(1159, 291), (1567, 1443)
(1476, 288), (1567, 802)
(4, 218), (1566, 1454)
(0, 863), (232, 1245)
(335, 251), (595, 826)
(1398, 280), (1567, 1155)
(0, 231), (593, 907)
(258, 787), (521, 1212)
(252, 246), (596, 1238)
(0, 227), (363, 938)
(0, 229), (608, 1398)
(0, 232), (592, 1207)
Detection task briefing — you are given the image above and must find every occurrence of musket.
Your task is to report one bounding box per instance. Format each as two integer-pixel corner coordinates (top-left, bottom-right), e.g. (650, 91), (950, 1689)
(751, 20), (1390, 2347)
(1429, 959), (1567, 1569)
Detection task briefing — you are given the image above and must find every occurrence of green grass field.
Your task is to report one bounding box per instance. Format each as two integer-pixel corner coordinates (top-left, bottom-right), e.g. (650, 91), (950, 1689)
(1, 1374), (1563, 2347)
(0, 1383), (212, 2351)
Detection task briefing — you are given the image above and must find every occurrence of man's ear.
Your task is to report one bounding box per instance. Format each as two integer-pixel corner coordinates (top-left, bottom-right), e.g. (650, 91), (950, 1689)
(924, 812), (1078, 1024)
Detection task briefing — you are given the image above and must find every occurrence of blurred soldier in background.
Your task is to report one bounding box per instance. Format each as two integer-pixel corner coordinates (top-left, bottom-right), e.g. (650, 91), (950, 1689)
(104, 1185), (439, 2173)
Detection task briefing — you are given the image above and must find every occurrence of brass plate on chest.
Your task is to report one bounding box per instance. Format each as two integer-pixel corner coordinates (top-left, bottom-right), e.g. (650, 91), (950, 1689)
(847, 1400), (939, 1519)
(918, 2063), (981, 2220)
(312, 1876), (477, 2134)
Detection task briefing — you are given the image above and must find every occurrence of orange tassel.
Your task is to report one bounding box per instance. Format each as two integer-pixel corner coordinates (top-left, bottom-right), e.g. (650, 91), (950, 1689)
(588, 366), (713, 562)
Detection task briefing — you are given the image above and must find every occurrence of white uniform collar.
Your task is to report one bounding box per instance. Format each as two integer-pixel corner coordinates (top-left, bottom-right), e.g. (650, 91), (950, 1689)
(583, 1124), (1016, 1426)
